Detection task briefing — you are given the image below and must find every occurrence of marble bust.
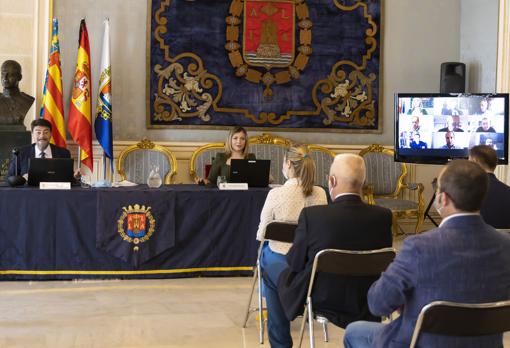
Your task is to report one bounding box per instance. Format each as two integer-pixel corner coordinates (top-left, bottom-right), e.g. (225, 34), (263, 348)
(0, 60), (35, 127)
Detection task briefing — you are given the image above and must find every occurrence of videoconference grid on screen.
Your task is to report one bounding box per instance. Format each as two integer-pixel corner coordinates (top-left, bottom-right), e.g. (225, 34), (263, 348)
(395, 94), (509, 164)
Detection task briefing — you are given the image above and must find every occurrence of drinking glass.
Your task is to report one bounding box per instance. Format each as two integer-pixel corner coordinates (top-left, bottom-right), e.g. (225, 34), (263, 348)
(217, 175), (227, 187)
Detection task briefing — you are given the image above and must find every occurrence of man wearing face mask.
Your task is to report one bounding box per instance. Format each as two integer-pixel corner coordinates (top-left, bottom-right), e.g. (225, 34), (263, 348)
(344, 160), (510, 348)
(267, 154), (392, 348)
(7, 118), (71, 178)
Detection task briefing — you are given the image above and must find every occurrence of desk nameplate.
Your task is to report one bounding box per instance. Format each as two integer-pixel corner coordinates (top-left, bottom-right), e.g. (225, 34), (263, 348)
(39, 182), (71, 190)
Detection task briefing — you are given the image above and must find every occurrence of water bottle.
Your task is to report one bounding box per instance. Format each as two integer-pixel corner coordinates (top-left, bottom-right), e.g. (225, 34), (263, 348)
(147, 165), (162, 188)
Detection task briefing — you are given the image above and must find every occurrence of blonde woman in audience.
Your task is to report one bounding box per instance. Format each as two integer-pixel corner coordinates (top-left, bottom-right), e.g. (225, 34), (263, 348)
(256, 144), (327, 343)
(257, 145), (327, 254)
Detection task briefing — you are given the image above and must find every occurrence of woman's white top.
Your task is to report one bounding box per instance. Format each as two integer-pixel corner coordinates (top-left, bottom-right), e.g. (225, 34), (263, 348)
(256, 178), (328, 255)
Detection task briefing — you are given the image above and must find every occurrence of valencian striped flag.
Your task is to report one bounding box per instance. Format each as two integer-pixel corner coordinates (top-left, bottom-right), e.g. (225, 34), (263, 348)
(68, 19), (93, 171)
(40, 18), (66, 148)
(94, 19), (113, 169)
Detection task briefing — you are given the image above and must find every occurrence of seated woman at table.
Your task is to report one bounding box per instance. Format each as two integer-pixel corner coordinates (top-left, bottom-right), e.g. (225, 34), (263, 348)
(202, 126), (255, 185)
(256, 143), (327, 270)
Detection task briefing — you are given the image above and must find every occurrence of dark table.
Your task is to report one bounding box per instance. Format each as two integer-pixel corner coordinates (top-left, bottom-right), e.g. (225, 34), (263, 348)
(0, 184), (269, 280)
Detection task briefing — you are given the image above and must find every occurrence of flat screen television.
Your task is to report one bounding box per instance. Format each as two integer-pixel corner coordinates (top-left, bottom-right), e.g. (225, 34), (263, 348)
(394, 93), (509, 164)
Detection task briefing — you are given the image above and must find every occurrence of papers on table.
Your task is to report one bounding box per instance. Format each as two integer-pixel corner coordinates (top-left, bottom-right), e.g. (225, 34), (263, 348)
(112, 180), (138, 187)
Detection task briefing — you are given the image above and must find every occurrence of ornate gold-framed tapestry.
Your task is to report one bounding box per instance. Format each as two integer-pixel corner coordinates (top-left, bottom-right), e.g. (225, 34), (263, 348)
(147, 0), (382, 132)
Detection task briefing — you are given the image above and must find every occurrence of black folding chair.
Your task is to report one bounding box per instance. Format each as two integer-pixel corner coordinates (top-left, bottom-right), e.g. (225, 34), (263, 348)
(297, 247), (397, 348)
(409, 300), (510, 348)
(242, 222), (297, 344)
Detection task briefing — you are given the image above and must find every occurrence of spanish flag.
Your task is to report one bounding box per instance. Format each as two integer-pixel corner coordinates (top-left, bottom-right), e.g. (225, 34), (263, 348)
(68, 19), (93, 171)
(40, 18), (66, 148)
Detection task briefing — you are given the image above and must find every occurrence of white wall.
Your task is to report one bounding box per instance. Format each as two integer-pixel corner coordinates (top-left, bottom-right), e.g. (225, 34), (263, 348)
(460, 0), (498, 93)
(54, 0), (462, 147)
(0, 0), (36, 129)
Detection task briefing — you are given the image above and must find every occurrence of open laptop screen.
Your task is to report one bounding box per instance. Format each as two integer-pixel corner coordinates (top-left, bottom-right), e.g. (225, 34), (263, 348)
(230, 159), (270, 187)
(27, 158), (74, 186)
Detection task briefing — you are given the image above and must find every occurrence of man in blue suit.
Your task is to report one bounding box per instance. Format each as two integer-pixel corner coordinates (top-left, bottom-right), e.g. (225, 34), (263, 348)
(7, 118), (71, 177)
(469, 145), (510, 229)
(344, 160), (510, 348)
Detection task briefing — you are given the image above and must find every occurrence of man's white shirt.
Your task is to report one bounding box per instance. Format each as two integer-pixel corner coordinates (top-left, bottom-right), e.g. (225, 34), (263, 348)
(35, 146), (53, 159)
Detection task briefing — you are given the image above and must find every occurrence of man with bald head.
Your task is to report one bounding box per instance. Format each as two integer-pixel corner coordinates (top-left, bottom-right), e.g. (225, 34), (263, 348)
(0, 60), (35, 125)
(263, 154), (393, 348)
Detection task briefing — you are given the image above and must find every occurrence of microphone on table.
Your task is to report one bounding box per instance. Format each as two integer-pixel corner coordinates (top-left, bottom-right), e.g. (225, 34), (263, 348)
(6, 148), (26, 187)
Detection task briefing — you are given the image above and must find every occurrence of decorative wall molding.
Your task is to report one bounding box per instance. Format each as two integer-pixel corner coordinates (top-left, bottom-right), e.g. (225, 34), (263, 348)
(496, 0), (510, 184)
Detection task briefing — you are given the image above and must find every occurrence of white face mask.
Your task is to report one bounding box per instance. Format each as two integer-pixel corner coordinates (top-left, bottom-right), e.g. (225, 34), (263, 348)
(282, 160), (290, 180)
(434, 192), (443, 215)
(328, 175), (336, 199)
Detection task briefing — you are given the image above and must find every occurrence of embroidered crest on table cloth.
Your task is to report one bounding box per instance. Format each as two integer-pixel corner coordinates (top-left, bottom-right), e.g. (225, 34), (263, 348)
(117, 204), (156, 252)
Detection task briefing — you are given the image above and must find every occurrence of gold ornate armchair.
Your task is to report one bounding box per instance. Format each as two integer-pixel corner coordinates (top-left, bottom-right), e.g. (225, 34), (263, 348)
(248, 134), (292, 184)
(189, 142), (227, 182)
(359, 144), (425, 234)
(306, 144), (336, 188)
(117, 139), (177, 184)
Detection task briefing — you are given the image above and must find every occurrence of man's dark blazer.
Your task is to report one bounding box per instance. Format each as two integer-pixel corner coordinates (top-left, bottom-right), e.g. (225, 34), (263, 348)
(368, 215), (510, 347)
(7, 143), (71, 177)
(480, 173), (510, 228)
(277, 194), (393, 328)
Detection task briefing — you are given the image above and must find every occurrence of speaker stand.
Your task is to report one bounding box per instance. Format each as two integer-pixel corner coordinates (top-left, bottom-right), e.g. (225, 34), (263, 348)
(424, 177), (440, 227)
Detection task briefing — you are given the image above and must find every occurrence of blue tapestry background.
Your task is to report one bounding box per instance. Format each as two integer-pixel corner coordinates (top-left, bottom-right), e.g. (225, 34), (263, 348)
(148, 0), (381, 131)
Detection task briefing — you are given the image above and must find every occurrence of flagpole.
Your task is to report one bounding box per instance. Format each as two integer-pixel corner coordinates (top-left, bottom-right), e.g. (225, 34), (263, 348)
(95, 17), (112, 184)
(69, 19), (93, 174)
(76, 146), (81, 173)
(103, 153), (107, 180)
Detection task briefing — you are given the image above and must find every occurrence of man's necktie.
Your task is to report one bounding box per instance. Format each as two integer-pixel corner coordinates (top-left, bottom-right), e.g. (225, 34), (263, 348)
(40, 152), (46, 159)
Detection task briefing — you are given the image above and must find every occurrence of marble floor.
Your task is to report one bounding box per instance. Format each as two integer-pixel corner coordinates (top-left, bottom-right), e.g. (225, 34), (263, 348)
(0, 277), (338, 348)
(0, 276), (509, 348)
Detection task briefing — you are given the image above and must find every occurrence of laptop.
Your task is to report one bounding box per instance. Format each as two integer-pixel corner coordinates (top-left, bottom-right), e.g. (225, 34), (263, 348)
(27, 158), (75, 186)
(230, 159), (271, 187)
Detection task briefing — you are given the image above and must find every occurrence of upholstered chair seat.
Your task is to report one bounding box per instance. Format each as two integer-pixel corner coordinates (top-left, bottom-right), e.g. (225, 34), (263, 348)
(359, 144), (425, 235)
(375, 198), (419, 211)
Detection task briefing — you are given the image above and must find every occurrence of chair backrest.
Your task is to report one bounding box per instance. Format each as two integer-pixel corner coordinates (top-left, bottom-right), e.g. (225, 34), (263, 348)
(409, 300), (510, 348)
(249, 134), (292, 185)
(189, 142), (225, 181)
(117, 139), (177, 184)
(264, 222), (298, 243)
(307, 145), (336, 188)
(306, 248), (396, 298)
(359, 144), (407, 197)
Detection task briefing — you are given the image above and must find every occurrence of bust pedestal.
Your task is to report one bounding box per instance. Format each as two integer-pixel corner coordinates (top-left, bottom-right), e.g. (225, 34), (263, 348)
(0, 128), (31, 181)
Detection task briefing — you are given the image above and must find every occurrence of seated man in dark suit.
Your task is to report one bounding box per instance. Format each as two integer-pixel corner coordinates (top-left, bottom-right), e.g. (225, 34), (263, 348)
(262, 154), (393, 348)
(7, 118), (71, 178)
(469, 145), (510, 228)
(344, 160), (510, 348)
